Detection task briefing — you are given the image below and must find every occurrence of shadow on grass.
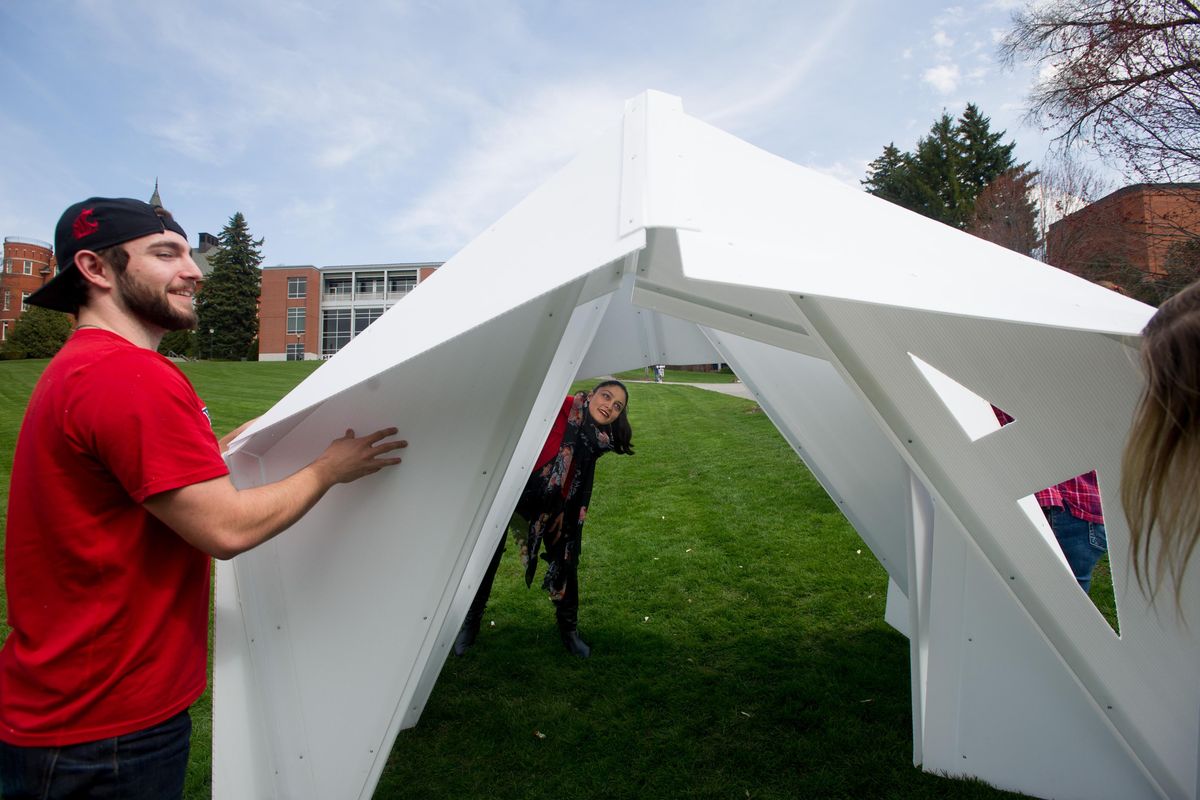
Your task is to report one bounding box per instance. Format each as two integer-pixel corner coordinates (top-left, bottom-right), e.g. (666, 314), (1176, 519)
(379, 606), (1026, 800)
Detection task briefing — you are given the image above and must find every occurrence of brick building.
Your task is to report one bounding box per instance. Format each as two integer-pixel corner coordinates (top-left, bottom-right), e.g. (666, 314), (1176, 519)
(0, 237), (58, 343)
(258, 262), (440, 360)
(1047, 183), (1200, 276)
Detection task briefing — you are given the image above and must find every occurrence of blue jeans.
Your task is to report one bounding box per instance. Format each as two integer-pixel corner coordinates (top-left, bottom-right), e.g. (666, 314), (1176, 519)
(1044, 506), (1107, 593)
(0, 709), (191, 800)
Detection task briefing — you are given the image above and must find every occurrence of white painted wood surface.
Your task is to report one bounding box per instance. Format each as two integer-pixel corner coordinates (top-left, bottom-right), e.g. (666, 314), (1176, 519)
(215, 91), (1192, 800)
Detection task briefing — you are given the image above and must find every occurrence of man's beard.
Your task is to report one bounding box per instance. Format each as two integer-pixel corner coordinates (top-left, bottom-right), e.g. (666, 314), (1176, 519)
(115, 268), (197, 331)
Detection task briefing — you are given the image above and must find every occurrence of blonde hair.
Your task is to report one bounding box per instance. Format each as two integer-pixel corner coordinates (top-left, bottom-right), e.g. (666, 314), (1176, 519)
(1121, 279), (1200, 604)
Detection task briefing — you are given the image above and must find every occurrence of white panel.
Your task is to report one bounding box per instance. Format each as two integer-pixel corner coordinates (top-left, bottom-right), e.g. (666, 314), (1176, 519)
(922, 504), (1158, 799)
(795, 295), (1198, 799)
(646, 103), (1152, 334)
(884, 578), (909, 637)
(401, 293), (614, 733)
(576, 266), (720, 378)
(906, 472), (936, 767)
(215, 90), (1200, 800)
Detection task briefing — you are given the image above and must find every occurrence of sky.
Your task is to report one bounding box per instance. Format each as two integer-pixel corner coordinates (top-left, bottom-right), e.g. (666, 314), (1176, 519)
(0, 0), (1091, 267)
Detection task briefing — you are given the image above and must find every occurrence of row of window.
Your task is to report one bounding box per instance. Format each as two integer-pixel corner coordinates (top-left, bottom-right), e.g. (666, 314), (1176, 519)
(285, 271), (419, 300)
(283, 307), (387, 357)
(324, 274), (416, 296)
(321, 307), (384, 354)
(2, 258), (47, 275)
(2, 290), (30, 313)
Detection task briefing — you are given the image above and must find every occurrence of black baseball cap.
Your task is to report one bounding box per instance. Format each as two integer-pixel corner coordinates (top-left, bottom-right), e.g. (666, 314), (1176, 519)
(28, 197), (189, 313)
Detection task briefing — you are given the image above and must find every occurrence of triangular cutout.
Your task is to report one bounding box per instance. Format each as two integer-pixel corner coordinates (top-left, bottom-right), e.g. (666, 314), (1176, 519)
(1019, 470), (1120, 635)
(908, 352), (1119, 633)
(909, 353), (1007, 441)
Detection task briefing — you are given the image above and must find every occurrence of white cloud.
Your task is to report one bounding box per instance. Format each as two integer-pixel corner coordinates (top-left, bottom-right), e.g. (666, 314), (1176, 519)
(923, 64), (962, 93)
(702, 1), (858, 129)
(933, 30), (955, 48)
(387, 84), (628, 255)
(808, 160), (869, 190)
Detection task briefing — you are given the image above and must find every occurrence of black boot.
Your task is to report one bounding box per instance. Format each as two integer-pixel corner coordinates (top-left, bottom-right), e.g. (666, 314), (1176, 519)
(560, 628), (591, 658)
(453, 608), (483, 656)
(556, 605), (590, 658)
(454, 536), (507, 656)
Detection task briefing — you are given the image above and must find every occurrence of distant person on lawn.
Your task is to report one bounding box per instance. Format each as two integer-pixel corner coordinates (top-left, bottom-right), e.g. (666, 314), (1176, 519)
(0, 197), (408, 800)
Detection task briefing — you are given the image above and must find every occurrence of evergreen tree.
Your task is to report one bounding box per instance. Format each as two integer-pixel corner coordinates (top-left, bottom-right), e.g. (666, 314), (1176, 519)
(158, 328), (196, 359)
(862, 143), (916, 205)
(910, 113), (970, 228)
(956, 104), (1019, 199)
(863, 104), (1025, 232)
(196, 212), (262, 360)
(2, 306), (73, 359)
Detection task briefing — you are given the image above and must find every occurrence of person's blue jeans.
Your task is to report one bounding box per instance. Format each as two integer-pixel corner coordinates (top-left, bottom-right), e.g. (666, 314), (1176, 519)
(1044, 506), (1107, 593)
(0, 709), (191, 800)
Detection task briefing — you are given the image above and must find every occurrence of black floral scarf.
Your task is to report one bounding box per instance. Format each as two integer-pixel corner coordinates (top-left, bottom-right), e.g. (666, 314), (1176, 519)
(517, 392), (614, 600)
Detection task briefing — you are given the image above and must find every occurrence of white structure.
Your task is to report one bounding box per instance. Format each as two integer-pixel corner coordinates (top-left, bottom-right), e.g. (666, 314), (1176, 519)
(215, 92), (1196, 800)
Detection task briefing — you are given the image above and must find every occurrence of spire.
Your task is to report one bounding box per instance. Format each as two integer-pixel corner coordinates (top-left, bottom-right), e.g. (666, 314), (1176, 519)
(149, 178), (162, 208)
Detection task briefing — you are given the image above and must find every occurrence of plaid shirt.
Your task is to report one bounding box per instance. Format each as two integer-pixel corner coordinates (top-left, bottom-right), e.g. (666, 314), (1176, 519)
(991, 407), (1104, 523)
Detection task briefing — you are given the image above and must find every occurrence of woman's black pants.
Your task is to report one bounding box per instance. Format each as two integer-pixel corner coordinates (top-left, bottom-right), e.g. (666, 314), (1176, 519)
(466, 535), (580, 630)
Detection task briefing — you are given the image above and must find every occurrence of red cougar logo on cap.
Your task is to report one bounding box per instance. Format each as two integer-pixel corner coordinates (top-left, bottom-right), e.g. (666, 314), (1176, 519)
(72, 208), (98, 240)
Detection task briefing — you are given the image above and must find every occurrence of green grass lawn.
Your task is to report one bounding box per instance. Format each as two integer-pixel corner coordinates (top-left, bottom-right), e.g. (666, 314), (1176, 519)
(0, 360), (1032, 799)
(614, 366), (739, 384)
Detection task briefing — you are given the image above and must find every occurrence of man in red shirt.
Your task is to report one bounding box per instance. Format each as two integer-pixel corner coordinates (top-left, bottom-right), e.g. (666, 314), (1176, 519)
(0, 197), (407, 799)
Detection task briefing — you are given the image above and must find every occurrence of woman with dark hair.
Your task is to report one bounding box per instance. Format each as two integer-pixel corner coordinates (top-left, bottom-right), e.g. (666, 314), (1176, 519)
(454, 380), (633, 658)
(1122, 280), (1200, 606)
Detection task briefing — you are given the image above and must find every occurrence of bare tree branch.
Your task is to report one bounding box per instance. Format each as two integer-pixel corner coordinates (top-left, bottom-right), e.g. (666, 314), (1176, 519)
(1003, 0), (1200, 181)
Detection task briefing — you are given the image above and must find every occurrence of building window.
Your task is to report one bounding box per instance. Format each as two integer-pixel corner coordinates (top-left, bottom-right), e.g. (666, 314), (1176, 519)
(2, 290), (8, 311)
(322, 308), (351, 355)
(287, 307), (306, 334)
(353, 307), (384, 337)
(356, 274), (384, 296)
(325, 276), (352, 296)
(388, 271), (416, 295)
(22, 260), (32, 275)
(3, 258), (10, 273)
(286, 343), (304, 361)
(1, 320), (6, 341)
(21, 292), (30, 312)
(287, 277), (307, 298)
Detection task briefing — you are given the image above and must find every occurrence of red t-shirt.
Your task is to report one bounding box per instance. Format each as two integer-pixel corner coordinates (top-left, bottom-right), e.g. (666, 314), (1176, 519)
(0, 329), (229, 746)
